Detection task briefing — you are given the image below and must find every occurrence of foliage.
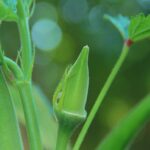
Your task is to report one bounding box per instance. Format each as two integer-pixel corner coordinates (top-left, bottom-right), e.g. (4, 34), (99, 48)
(129, 14), (150, 42)
(0, 0), (17, 21)
(0, 69), (23, 150)
(0, 1), (150, 150)
(104, 14), (130, 39)
(97, 94), (150, 150)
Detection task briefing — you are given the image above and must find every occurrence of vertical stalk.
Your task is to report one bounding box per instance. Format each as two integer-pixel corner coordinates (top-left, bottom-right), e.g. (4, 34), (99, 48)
(73, 41), (130, 150)
(96, 94), (150, 150)
(16, 0), (42, 149)
(17, 81), (42, 150)
(56, 125), (70, 150)
(17, 0), (32, 78)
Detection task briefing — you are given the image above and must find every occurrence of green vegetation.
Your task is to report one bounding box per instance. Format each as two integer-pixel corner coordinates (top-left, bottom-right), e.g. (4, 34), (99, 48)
(0, 0), (150, 150)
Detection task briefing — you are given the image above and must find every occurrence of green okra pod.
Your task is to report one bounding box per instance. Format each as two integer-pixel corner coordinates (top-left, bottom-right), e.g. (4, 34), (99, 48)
(53, 46), (89, 150)
(53, 46), (89, 122)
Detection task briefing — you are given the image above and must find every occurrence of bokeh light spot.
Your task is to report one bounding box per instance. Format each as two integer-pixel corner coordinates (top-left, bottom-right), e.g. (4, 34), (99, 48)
(31, 19), (62, 51)
(88, 5), (103, 32)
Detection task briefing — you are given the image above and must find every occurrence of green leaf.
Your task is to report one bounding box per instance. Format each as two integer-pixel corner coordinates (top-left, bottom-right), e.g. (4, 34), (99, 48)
(0, 69), (23, 150)
(96, 94), (150, 150)
(104, 14), (130, 39)
(33, 85), (58, 150)
(3, 0), (17, 11)
(0, 0), (17, 21)
(128, 14), (150, 42)
(9, 83), (58, 150)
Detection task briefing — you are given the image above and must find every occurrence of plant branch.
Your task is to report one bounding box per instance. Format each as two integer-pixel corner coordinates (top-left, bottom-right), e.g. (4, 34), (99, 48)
(4, 57), (23, 80)
(73, 41), (130, 150)
(96, 94), (150, 150)
(16, 1), (42, 150)
(17, 0), (33, 79)
(55, 122), (71, 150)
(17, 81), (42, 150)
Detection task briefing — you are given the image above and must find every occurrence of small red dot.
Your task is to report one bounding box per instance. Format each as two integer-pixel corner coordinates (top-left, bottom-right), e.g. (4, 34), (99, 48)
(125, 39), (133, 47)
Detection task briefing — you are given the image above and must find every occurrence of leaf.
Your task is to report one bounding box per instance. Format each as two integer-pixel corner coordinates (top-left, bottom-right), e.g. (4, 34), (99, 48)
(128, 14), (150, 41)
(0, 69), (23, 150)
(0, 0), (18, 21)
(33, 85), (58, 150)
(9, 83), (58, 150)
(3, 0), (17, 11)
(96, 94), (150, 150)
(104, 14), (130, 39)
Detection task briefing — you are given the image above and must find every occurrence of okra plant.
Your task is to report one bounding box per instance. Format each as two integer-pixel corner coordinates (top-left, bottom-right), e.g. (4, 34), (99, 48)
(0, 0), (150, 150)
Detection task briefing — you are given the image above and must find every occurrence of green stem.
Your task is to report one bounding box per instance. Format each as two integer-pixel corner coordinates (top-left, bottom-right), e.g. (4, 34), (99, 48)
(96, 94), (150, 150)
(73, 42), (130, 150)
(17, 81), (42, 150)
(4, 57), (23, 80)
(55, 121), (72, 150)
(17, 0), (32, 79)
(16, 1), (42, 149)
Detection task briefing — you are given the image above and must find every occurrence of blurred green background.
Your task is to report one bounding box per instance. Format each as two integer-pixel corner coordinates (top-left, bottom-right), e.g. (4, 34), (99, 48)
(1, 0), (150, 149)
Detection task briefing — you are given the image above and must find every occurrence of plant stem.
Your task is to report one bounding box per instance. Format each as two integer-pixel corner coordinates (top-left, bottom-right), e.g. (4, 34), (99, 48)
(17, 1), (42, 149)
(17, 0), (32, 79)
(17, 81), (42, 150)
(55, 121), (71, 150)
(96, 94), (150, 150)
(4, 57), (23, 80)
(73, 41), (130, 150)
